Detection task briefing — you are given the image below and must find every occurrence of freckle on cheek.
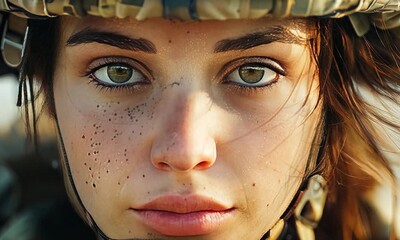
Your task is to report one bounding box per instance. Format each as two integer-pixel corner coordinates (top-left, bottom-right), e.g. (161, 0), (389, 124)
(80, 101), (154, 189)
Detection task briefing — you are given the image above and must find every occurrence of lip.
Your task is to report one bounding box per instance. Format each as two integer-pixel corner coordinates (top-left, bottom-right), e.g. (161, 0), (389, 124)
(132, 195), (234, 236)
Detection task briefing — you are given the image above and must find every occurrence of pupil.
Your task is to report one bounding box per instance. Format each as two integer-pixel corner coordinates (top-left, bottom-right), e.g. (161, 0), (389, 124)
(239, 65), (264, 83)
(107, 65), (133, 83)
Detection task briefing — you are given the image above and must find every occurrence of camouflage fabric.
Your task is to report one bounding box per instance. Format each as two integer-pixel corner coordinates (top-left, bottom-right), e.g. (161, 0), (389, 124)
(0, 0), (400, 35)
(0, 0), (397, 19)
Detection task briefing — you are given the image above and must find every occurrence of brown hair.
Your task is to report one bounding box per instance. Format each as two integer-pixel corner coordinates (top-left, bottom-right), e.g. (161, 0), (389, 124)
(22, 16), (399, 239)
(312, 18), (399, 239)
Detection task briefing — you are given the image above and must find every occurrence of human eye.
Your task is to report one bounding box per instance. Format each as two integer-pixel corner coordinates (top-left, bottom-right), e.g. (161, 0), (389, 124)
(223, 57), (286, 91)
(84, 57), (150, 90)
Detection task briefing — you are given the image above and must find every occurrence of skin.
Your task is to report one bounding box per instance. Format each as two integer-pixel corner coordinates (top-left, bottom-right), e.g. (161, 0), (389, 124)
(53, 16), (321, 239)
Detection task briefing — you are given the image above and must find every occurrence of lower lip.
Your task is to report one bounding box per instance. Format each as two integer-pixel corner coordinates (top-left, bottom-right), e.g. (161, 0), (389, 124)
(134, 209), (233, 236)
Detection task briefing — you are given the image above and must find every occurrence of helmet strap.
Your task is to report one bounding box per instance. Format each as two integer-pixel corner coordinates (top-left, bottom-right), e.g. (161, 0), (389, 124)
(263, 174), (328, 240)
(54, 116), (113, 240)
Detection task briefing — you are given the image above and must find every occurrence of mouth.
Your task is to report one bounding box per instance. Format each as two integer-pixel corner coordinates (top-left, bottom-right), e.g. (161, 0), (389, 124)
(132, 194), (235, 236)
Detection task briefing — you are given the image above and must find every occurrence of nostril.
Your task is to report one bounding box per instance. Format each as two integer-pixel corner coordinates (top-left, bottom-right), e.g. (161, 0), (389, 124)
(151, 137), (217, 172)
(156, 162), (171, 170)
(194, 161), (212, 170)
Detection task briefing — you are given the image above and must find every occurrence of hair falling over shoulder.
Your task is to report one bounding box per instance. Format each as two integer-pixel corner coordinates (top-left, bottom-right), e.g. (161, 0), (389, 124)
(22, 17), (400, 239)
(309, 17), (400, 239)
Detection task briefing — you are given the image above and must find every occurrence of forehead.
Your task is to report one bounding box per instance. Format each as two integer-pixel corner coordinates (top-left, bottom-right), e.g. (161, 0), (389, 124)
(60, 16), (313, 41)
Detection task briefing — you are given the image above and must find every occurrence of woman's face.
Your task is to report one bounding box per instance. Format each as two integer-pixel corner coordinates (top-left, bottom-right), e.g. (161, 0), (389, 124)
(53, 16), (320, 239)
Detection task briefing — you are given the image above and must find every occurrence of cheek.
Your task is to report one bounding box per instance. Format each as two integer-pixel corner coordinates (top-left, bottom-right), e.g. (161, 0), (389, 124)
(230, 123), (307, 194)
(229, 102), (320, 222)
(54, 88), (154, 212)
(71, 123), (133, 186)
(62, 122), (155, 226)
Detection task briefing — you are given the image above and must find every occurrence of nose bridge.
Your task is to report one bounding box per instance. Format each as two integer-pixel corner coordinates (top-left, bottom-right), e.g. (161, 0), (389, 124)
(151, 87), (217, 172)
(170, 88), (210, 136)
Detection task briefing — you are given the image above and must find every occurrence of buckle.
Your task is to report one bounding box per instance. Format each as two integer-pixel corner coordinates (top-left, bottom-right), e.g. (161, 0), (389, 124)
(0, 0), (10, 11)
(0, 13), (28, 68)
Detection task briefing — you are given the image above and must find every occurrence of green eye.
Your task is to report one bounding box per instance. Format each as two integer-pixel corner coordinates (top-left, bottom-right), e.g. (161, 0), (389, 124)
(239, 65), (265, 84)
(92, 61), (147, 87)
(225, 61), (281, 88)
(107, 65), (133, 83)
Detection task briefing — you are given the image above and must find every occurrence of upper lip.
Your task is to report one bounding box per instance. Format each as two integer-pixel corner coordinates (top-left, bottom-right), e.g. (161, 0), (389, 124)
(133, 194), (232, 213)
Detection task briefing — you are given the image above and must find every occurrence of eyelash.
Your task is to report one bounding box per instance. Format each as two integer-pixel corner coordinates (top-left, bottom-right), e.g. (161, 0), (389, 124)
(83, 56), (151, 93)
(227, 82), (276, 95)
(83, 56), (286, 94)
(221, 57), (286, 94)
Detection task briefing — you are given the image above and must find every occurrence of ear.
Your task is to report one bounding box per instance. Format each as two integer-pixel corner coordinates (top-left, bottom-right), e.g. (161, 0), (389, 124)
(294, 174), (328, 240)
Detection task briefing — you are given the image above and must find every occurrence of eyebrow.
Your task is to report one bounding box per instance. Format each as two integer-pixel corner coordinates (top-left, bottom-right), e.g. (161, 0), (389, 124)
(66, 28), (157, 53)
(214, 26), (303, 53)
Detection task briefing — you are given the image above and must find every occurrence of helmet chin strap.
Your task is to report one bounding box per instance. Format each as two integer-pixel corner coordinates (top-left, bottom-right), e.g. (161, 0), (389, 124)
(55, 116), (327, 240)
(54, 117), (113, 240)
(262, 175), (328, 240)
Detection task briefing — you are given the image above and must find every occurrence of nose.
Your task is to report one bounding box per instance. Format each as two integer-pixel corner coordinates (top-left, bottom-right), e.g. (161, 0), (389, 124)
(150, 90), (217, 172)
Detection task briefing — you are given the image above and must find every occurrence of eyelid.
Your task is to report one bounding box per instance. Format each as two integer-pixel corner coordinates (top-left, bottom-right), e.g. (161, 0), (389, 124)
(82, 56), (153, 81)
(219, 56), (287, 83)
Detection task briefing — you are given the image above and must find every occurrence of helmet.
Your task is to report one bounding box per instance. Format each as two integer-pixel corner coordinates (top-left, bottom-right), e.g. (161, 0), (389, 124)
(1, 0), (399, 69)
(1, 0), (400, 70)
